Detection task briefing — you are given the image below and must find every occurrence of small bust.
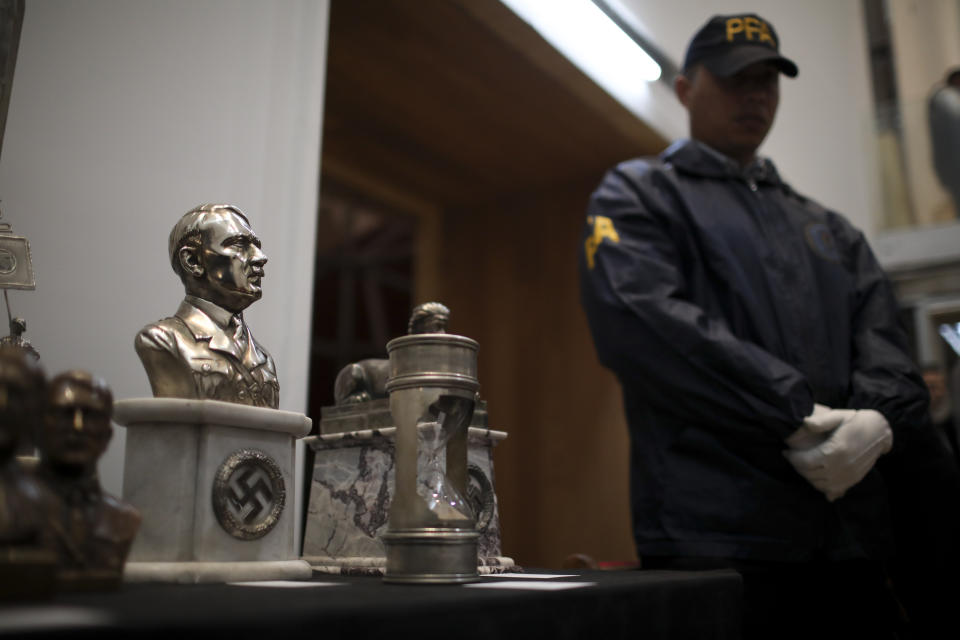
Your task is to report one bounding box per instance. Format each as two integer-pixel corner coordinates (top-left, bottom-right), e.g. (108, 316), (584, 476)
(333, 302), (452, 405)
(36, 371), (140, 589)
(0, 348), (57, 597)
(408, 302), (449, 335)
(135, 204), (279, 408)
(0, 347), (46, 545)
(0, 318), (40, 365)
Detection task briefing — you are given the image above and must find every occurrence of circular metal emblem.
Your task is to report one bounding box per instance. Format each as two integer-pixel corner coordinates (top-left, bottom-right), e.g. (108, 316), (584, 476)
(212, 448), (285, 540)
(0, 248), (17, 275)
(466, 464), (495, 533)
(804, 222), (840, 263)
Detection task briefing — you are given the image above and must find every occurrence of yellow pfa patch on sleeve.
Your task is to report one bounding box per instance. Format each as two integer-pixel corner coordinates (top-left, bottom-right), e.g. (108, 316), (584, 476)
(585, 215), (620, 270)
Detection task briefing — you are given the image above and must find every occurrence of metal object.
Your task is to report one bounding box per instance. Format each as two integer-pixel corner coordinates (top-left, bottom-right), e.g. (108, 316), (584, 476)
(466, 463), (495, 533)
(135, 204), (279, 408)
(212, 448), (286, 541)
(0, 347), (55, 596)
(0, 316), (37, 362)
(382, 329), (481, 584)
(333, 302), (451, 405)
(0, 232), (33, 289)
(0, 207), (40, 388)
(0, 201), (36, 295)
(36, 371), (141, 590)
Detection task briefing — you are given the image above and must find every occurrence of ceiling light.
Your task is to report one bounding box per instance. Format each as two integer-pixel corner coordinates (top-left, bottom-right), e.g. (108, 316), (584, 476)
(500, 0), (662, 84)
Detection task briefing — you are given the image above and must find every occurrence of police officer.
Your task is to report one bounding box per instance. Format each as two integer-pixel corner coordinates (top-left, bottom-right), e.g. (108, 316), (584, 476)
(580, 13), (935, 638)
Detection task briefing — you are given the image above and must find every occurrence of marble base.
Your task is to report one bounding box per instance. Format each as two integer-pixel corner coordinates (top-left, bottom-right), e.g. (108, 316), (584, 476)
(303, 554), (515, 576)
(114, 398), (312, 583)
(124, 559), (312, 584)
(303, 399), (514, 574)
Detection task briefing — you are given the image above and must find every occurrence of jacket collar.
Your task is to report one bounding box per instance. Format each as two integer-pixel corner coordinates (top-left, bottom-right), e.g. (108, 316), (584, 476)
(176, 297), (266, 368)
(663, 138), (783, 186)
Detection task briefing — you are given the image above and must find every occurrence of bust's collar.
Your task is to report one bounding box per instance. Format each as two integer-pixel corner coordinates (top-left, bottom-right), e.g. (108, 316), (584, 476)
(183, 295), (239, 330)
(38, 465), (102, 505)
(176, 297), (245, 359)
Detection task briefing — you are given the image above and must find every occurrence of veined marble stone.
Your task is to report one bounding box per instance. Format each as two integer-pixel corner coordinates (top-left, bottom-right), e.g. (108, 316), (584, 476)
(114, 398), (313, 583)
(302, 399), (514, 575)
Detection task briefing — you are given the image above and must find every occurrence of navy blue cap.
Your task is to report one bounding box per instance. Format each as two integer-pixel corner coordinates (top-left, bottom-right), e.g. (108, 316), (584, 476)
(683, 13), (798, 78)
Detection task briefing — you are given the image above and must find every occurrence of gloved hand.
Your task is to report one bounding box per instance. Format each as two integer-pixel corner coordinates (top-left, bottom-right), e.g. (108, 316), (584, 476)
(785, 403), (848, 449)
(784, 409), (893, 502)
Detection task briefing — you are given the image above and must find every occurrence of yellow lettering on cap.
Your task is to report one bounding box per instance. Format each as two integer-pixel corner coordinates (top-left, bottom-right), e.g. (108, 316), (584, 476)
(585, 216), (620, 270)
(744, 17), (762, 40)
(726, 17), (744, 41)
(758, 21), (775, 46)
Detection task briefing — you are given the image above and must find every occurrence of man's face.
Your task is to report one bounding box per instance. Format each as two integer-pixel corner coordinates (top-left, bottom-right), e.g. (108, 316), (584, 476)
(42, 390), (112, 473)
(676, 61), (780, 166)
(198, 213), (268, 313)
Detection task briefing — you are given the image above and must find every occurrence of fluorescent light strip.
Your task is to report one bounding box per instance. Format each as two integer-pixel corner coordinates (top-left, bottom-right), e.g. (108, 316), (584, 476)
(500, 0), (662, 84)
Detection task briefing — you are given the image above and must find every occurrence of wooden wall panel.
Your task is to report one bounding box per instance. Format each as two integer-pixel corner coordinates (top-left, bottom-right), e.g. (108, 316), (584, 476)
(439, 181), (637, 569)
(318, 0), (669, 570)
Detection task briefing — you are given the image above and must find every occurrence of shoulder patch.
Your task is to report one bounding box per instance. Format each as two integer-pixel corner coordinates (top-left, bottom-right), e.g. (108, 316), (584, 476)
(804, 222), (840, 263)
(585, 215), (620, 269)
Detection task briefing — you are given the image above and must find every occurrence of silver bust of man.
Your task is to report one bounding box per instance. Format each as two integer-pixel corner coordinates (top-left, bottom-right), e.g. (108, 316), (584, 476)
(135, 204), (279, 408)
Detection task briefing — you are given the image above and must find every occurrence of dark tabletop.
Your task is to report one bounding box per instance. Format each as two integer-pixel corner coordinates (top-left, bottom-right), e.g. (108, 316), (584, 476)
(0, 568), (742, 639)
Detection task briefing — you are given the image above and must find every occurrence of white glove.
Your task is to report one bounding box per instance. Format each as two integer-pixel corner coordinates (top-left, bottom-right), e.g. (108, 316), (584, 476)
(785, 403), (847, 450)
(784, 409), (893, 502)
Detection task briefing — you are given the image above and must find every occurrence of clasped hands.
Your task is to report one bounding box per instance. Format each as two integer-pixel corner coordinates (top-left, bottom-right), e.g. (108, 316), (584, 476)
(783, 403), (892, 502)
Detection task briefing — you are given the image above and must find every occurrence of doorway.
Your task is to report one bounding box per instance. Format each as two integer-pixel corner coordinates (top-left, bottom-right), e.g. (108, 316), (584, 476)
(309, 0), (665, 569)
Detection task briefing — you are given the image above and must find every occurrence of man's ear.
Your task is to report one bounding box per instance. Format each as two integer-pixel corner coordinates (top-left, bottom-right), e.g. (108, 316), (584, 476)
(179, 246), (204, 278)
(675, 73), (691, 107)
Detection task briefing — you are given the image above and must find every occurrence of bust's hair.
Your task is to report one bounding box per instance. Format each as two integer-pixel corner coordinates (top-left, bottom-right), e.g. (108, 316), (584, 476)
(0, 345), (44, 392)
(168, 204), (250, 280)
(47, 370), (112, 413)
(947, 67), (960, 87)
(408, 302), (450, 334)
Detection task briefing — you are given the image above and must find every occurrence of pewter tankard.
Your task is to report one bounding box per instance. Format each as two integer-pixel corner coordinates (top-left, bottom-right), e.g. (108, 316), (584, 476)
(382, 332), (480, 584)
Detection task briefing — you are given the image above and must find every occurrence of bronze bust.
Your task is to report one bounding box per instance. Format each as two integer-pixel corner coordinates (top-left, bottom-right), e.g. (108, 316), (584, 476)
(135, 204), (279, 408)
(0, 347), (45, 541)
(0, 347), (55, 597)
(37, 371), (140, 589)
(333, 302), (450, 405)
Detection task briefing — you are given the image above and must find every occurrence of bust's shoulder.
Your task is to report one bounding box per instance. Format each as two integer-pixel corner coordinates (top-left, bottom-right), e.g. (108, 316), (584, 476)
(135, 315), (191, 352)
(139, 315), (186, 334)
(97, 493), (142, 540)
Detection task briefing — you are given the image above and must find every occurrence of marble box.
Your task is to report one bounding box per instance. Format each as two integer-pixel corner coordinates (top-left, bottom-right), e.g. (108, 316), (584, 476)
(302, 399), (514, 574)
(114, 398), (313, 583)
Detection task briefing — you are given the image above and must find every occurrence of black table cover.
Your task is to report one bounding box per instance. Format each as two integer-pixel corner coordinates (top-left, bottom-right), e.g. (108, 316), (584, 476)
(0, 569), (741, 639)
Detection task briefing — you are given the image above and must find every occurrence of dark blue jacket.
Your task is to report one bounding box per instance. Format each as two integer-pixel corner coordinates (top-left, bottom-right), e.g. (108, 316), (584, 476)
(580, 139), (928, 561)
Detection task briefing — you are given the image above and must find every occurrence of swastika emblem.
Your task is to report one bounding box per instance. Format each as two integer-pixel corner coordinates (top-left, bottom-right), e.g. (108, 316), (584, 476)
(466, 464), (495, 533)
(212, 449), (285, 540)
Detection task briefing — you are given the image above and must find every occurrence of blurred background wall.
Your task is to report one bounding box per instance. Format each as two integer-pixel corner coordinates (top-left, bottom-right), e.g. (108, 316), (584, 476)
(0, 0), (329, 550)
(2, 0), (958, 569)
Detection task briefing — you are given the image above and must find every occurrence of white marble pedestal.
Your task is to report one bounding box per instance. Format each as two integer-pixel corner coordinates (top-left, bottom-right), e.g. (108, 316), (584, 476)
(302, 399), (514, 575)
(114, 398), (313, 583)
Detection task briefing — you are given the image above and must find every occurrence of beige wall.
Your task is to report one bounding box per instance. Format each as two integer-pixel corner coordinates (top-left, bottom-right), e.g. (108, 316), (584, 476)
(889, 0), (960, 225)
(0, 0), (329, 538)
(612, 0), (880, 237)
(609, 0), (960, 268)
